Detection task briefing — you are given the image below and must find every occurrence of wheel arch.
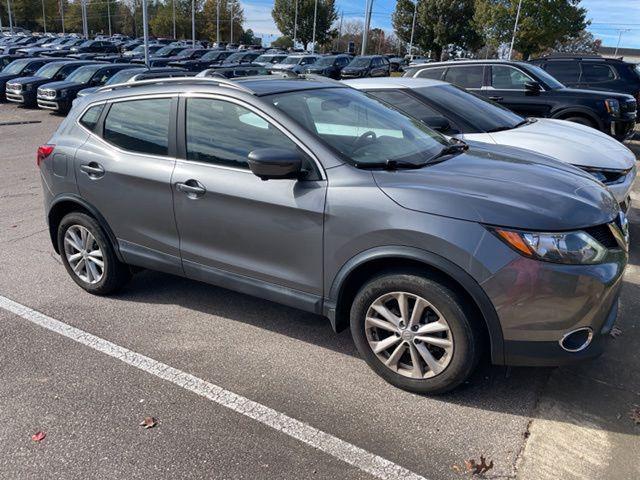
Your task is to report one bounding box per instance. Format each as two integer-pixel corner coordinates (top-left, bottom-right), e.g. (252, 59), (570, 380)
(48, 194), (124, 262)
(550, 107), (604, 130)
(325, 246), (505, 365)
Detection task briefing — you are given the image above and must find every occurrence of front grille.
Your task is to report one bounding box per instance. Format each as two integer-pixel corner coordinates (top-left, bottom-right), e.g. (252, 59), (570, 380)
(38, 89), (56, 99)
(6, 83), (21, 92)
(583, 224), (618, 249)
(622, 99), (637, 114)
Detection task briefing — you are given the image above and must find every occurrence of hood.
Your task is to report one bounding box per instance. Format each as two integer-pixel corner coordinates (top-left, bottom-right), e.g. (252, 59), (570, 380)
(342, 66), (367, 73)
(373, 143), (619, 231)
(270, 63), (296, 70)
(8, 75), (42, 85)
(77, 86), (99, 97)
(482, 118), (636, 170)
(39, 80), (83, 91)
(0, 73), (20, 83)
(557, 86), (634, 101)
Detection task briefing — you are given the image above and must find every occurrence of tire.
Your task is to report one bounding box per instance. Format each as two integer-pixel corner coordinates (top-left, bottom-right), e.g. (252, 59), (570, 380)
(564, 116), (596, 128)
(350, 273), (481, 394)
(57, 212), (131, 295)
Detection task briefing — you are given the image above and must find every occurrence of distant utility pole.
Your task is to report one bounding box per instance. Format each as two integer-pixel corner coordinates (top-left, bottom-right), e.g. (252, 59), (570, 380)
(142, 0), (150, 66)
(7, 0), (13, 34)
(361, 0), (373, 55)
(614, 29), (631, 57)
(337, 11), (343, 51)
(60, 0), (65, 34)
(191, 0), (196, 46)
(41, 0), (47, 33)
(107, 0), (112, 36)
(81, 0), (88, 38)
(293, 0), (298, 48)
(311, 0), (318, 52)
(508, 0), (523, 59)
(172, 0), (176, 39)
(408, 0), (417, 59)
(230, 4), (234, 43)
(216, 0), (220, 45)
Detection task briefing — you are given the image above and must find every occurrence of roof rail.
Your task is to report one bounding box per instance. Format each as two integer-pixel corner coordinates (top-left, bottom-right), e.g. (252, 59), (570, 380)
(95, 76), (255, 95)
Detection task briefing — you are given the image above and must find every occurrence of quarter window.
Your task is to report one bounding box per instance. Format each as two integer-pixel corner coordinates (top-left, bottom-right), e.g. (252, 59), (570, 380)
(491, 66), (532, 89)
(443, 66), (484, 89)
(581, 63), (616, 83)
(416, 67), (445, 80)
(79, 104), (105, 131)
(103, 98), (171, 155)
(185, 98), (302, 169)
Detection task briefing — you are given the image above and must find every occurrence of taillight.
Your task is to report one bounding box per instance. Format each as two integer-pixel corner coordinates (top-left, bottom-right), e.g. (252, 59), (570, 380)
(36, 144), (55, 167)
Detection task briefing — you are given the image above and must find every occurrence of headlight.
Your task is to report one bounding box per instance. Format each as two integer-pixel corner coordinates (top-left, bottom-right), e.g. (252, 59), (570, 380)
(491, 227), (607, 264)
(604, 99), (620, 116)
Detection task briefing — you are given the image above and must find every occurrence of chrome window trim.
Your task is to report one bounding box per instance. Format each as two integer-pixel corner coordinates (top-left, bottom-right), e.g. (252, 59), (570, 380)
(180, 92), (327, 180)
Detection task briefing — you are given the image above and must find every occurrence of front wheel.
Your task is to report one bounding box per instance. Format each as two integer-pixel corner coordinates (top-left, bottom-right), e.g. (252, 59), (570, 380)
(350, 273), (481, 394)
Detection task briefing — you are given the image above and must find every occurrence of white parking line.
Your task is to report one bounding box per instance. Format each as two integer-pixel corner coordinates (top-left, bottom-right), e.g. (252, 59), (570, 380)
(0, 294), (427, 480)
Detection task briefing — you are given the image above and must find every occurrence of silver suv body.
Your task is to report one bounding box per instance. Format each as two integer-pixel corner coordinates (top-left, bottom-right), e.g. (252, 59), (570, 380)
(38, 77), (628, 393)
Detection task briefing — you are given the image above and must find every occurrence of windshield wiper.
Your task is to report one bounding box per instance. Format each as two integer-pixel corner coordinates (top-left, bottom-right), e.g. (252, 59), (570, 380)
(354, 159), (427, 170)
(426, 140), (469, 163)
(487, 118), (533, 133)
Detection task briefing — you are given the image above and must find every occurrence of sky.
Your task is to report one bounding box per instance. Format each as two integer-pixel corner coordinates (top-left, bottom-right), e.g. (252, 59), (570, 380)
(241, 0), (640, 49)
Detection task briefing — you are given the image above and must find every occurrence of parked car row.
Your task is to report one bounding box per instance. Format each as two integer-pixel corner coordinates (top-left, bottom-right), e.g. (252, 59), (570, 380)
(37, 74), (632, 395)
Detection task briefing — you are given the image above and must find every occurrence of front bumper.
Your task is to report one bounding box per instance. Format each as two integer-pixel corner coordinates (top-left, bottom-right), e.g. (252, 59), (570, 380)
(5, 91), (25, 104)
(606, 164), (636, 207)
(482, 249), (627, 367)
(610, 117), (636, 141)
(37, 97), (64, 111)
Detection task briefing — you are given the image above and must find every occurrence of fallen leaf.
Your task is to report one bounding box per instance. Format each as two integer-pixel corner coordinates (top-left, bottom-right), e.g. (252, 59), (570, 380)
(139, 416), (157, 429)
(630, 406), (640, 425)
(31, 431), (46, 442)
(451, 464), (464, 474)
(610, 326), (623, 339)
(465, 456), (494, 476)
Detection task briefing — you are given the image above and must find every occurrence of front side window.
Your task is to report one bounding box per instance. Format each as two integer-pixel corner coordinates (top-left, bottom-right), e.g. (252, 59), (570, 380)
(444, 65), (484, 89)
(185, 98), (302, 169)
(581, 63), (616, 83)
(103, 98), (171, 155)
(490, 66), (532, 89)
(268, 87), (447, 167)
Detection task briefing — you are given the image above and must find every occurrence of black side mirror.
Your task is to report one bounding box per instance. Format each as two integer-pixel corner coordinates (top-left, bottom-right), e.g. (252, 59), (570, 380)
(248, 148), (303, 180)
(422, 116), (452, 133)
(524, 81), (542, 94)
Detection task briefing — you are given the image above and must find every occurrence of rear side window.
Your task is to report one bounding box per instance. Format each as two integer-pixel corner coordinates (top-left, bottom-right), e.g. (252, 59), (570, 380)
(543, 61), (579, 83)
(103, 98), (171, 155)
(444, 66), (484, 89)
(581, 63), (616, 82)
(79, 104), (105, 131)
(416, 67), (445, 80)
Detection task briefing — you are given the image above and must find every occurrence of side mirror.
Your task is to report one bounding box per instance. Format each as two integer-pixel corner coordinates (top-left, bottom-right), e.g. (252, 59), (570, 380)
(248, 148), (303, 180)
(524, 81), (542, 94)
(422, 116), (452, 133)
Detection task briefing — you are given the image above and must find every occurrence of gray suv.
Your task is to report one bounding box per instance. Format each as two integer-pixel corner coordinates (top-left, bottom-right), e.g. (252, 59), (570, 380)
(38, 77), (628, 393)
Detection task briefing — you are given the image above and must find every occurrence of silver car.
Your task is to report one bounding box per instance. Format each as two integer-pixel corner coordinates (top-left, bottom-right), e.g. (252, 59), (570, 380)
(345, 77), (637, 209)
(37, 77), (627, 393)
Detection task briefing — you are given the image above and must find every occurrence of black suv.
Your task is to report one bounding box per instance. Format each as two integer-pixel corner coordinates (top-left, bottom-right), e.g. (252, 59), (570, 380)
(141, 48), (210, 68)
(68, 40), (119, 58)
(404, 60), (637, 141)
(530, 55), (640, 102)
(0, 57), (59, 100)
(130, 46), (189, 65)
(304, 54), (352, 79)
(5, 60), (95, 107)
(168, 49), (235, 71)
(37, 63), (133, 112)
(341, 55), (391, 78)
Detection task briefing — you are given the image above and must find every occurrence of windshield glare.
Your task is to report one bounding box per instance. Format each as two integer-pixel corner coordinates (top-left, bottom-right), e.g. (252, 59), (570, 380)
(203, 50), (223, 60)
(524, 64), (565, 89)
(349, 57), (371, 68)
(224, 52), (246, 62)
(66, 65), (102, 83)
(315, 56), (337, 66)
(106, 69), (140, 84)
(416, 85), (524, 132)
(3, 58), (30, 74)
(282, 56), (303, 65)
(35, 62), (64, 78)
(79, 40), (93, 48)
(268, 88), (448, 166)
(155, 46), (174, 55)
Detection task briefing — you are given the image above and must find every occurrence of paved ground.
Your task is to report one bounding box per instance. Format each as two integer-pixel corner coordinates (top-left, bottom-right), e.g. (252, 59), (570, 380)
(0, 103), (638, 479)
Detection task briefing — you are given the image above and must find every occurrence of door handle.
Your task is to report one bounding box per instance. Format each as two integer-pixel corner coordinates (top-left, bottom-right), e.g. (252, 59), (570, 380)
(80, 162), (105, 178)
(488, 96), (503, 101)
(176, 180), (206, 197)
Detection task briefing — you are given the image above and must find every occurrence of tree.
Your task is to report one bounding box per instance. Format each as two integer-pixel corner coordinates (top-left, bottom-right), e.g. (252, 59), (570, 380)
(474, 0), (589, 59)
(271, 35), (294, 49)
(548, 29), (602, 54)
(202, 0), (244, 43)
(239, 28), (258, 45)
(392, 0), (481, 60)
(272, 0), (338, 50)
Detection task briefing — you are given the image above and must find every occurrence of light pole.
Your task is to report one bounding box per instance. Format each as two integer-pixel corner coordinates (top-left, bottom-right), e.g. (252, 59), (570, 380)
(172, 0), (176, 39)
(508, 0), (523, 60)
(311, 0), (318, 53)
(107, 0), (112, 36)
(230, 4), (234, 43)
(7, 0), (13, 35)
(41, 0), (47, 34)
(361, 0), (373, 55)
(81, 0), (88, 39)
(293, 0), (298, 48)
(614, 29), (631, 57)
(336, 10), (343, 51)
(216, 0), (220, 45)
(142, 0), (150, 67)
(191, 0), (196, 47)
(60, 0), (65, 34)
(408, 0), (417, 60)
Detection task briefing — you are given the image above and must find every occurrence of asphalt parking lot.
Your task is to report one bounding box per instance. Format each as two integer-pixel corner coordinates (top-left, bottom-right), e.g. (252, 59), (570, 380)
(0, 103), (638, 480)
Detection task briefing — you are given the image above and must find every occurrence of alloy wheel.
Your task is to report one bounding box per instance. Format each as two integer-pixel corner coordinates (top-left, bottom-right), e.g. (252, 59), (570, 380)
(63, 225), (104, 284)
(365, 291), (453, 379)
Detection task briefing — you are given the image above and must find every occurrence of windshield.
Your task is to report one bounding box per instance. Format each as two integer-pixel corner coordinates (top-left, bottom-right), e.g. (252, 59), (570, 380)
(132, 45), (145, 53)
(268, 88), (448, 166)
(78, 40), (94, 48)
(35, 62), (64, 79)
(282, 56), (303, 65)
(224, 52), (246, 63)
(175, 49), (194, 58)
(348, 57), (371, 68)
(155, 46), (175, 55)
(524, 64), (565, 89)
(202, 50), (223, 60)
(3, 58), (30, 74)
(415, 85), (524, 132)
(105, 68), (141, 85)
(66, 65), (102, 83)
(315, 56), (337, 66)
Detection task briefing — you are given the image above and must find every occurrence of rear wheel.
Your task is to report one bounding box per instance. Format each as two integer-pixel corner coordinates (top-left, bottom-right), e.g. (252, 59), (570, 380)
(350, 273), (480, 394)
(57, 212), (130, 295)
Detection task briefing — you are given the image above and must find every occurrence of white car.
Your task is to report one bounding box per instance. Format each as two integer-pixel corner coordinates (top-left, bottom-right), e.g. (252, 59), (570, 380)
(344, 77), (637, 210)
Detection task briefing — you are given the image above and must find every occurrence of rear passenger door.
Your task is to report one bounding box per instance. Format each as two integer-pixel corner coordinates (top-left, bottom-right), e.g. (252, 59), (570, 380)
(74, 97), (182, 275)
(171, 95), (326, 298)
